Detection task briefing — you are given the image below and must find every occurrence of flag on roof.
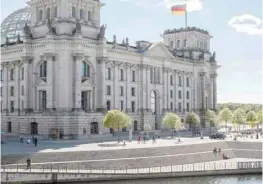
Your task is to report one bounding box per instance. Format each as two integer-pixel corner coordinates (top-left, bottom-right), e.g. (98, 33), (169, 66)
(171, 4), (186, 15)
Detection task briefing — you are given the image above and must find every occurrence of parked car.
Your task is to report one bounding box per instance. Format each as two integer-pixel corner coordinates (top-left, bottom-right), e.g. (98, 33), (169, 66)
(209, 133), (226, 139)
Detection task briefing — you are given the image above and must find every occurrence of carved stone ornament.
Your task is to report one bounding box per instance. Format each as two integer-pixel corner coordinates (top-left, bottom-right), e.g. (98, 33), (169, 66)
(97, 24), (107, 40)
(23, 23), (33, 39)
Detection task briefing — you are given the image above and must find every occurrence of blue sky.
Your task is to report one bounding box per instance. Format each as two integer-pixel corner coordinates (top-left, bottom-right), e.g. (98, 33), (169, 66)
(1, 0), (262, 104)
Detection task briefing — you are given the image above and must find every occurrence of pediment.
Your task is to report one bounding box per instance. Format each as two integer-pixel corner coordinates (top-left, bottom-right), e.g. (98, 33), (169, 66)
(144, 42), (175, 59)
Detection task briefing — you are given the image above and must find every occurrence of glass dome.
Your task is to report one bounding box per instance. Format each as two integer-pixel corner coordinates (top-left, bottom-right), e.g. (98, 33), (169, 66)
(1, 7), (31, 44)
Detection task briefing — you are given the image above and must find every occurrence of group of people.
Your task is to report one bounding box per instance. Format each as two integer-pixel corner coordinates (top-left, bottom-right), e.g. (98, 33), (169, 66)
(213, 147), (229, 160)
(137, 135), (159, 144)
(20, 135), (38, 147)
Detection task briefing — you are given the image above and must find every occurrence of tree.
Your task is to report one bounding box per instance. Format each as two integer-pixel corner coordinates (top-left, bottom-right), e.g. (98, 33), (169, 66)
(205, 110), (217, 135)
(232, 108), (246, 135)
(246, 110), (258, 129)
(103, 110), (131, 142)
(258, 111), (262, 123)
(143, 121), (152, 138)
(162, 112), (181, 138)
(219, 107), (233, 133)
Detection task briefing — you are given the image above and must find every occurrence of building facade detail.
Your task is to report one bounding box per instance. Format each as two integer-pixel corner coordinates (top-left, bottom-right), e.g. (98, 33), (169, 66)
(0, 0), (220, 139)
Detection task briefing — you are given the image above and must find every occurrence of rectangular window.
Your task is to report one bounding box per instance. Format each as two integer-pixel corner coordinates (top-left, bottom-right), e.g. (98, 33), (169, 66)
(170, 90), (173, 98)
(21, 67), (24, 80)
(106, 101), (111, 110)
(120, 86), (123, 96)
(21, 100), (24, 111)
(131, 101), (135, 112)
(131, 87), (135, 96)
(178, 76), (182, 86)
(187, 91), (189, 99)
(81, 91), (88, 111)
(1, 101), (3, 112)
(178, 91), (182, 99)
(107, 68), (111, 79)
(170, 75), (173, 85)
(21, 86), (24, 96)
(186, 77), (190, 87)
(0, 70), (3, 81)
(10, 101), (14, 113)
(82, 62), (90, 77)
(170, 102), (173, 111)
(10, 86), (14, 96)
(177, 40), (180, 47)
(39, 90), (47, 110)
(0, 87), (2, 96)
(106, 86), (111, 95)
(179, 103), (182, 112)
(187, 103), (190, 112)
(170, 41), (173, 47)
(10, 69), (14, 80)
(184, 39), (187, 47)
(120, 101), (124, 111)
(120, 69), (124, 81)
(132, 71), (136, 82)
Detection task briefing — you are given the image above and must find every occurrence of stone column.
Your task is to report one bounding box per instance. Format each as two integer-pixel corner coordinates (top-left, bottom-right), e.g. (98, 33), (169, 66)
(182, 72), (186, 113)
(199, 72), (206, 128)
(3, 65), (9, 112)
(72, 53), (84, 111)
(113, 63), (118, 109)
(96, 57), (107, 112)
(15, 63), (20, 112)
(162, 67), (168, 112)
(45, 53), (56, 110)
(174, 71), (177, 112)
(146, 66), (150, 111)
(212, 74), (218, 110)
(21, 56), (33, 112)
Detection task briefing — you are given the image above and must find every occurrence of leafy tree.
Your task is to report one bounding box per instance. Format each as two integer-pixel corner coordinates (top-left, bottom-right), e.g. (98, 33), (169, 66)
(162, 112), (181, 138)
(258, 111), (262, 123)
(246, 110), (258, 129)
(185, 112), (200, 129)
(219, 107), (232, 133)
(103, 110), (131, 142)
(232, 108), (246, 134)
(205, 110), (217, 135)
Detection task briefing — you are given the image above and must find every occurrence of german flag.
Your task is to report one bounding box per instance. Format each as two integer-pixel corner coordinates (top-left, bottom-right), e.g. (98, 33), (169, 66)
(171, 4), (186, 15)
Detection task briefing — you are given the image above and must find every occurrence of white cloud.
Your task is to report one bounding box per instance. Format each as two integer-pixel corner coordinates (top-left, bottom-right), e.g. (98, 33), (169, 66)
(119, 0), (203, 12)
(228, 14), (263, 36)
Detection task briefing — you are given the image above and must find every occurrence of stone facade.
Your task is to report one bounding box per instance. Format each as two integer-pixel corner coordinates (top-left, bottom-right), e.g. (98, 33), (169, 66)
(0, 0), (219, 139)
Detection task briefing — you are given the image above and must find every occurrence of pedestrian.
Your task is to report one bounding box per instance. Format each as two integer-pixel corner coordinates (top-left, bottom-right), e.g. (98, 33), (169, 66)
(137, 135), (140, 144)
(27, 138), (31, 144)
(218, 148), (221, 154)
(26, 158), (31, 169)
(152, 135), (156, 144)
(34, 137), (38, 147)
(143, 136), (146, 144)
(32, 136), (35, 144)
(123, 139), (126, 147)
(20, 135), (23, 143)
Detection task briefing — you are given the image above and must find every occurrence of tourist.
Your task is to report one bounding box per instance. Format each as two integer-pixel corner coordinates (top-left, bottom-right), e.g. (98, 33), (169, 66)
(20, 135), (24, 143)
(143, 136), (146, 144)
(218, 148), (221, 154)
(213, 147), (217, 154)
(137, 135), (141, 144)
(152, 135), (156, 144)
(32, 136), (35, 144)
(34, 137), (38, 147)
(123, 139), (126, 147)
(26, 158), (31, 169)
(27, 138), (31, 144)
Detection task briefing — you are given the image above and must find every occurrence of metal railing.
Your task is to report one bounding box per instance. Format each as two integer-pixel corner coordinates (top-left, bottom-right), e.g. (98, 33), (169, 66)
(1, 161), (262, 174)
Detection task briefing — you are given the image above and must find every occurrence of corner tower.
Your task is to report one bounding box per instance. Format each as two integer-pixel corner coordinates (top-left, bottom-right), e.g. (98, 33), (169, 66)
(27, 0), (103, 38)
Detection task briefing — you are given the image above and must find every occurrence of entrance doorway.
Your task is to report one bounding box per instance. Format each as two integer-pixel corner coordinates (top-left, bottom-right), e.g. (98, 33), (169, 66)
(31, 122), (38, 135)
(90, 122), (98, 134)
(7, 122), (12, 133)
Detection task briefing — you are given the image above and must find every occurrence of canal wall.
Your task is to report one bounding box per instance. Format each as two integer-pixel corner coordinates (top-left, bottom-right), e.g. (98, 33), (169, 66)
(1, 168), (262, 184)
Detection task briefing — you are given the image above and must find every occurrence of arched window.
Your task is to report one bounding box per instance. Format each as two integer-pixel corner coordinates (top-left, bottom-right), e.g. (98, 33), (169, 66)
(80, 9), (84, 19)
(46, 8), (51, 19)
(72, 7), (76, 18)
(53, 6), (58, 18)
(39, 61), (47, 78)
(39, 10), (43, 21)
(82, 61), (90, 77)
(150, 91), (157, 114)
(88, 11), (92, 21)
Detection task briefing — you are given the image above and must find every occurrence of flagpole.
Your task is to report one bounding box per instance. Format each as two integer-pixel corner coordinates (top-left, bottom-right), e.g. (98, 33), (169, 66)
(185, 3), (188, 28)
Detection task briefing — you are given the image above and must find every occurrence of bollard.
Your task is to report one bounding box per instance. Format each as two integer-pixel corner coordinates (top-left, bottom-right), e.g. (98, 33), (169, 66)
(51, 164), (52, 172)
(17, 164), (18, 172)
(58, 165), (59, 173)
(66, 164), (67, 173)
(78, 164), (79, 173)
(204, 163), (205, 171)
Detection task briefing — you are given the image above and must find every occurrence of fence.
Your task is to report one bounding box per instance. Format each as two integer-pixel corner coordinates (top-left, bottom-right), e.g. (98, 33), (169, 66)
(1, 161), (262, 174)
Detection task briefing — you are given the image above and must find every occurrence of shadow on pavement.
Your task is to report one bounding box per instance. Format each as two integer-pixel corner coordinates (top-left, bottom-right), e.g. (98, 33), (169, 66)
(98, 143), (123, 147)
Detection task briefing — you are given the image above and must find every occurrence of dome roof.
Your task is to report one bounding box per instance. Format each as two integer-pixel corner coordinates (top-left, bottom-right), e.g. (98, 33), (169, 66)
(1, 7), (31, 44)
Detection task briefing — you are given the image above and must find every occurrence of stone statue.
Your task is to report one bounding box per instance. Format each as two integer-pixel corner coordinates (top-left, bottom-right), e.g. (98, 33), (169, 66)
(23, 23), (33, 39)
(209, 51), (216, 62)
(113, 35), (116, 43)
(198, 52), (204, 60)
(5, 37), (9, 46)
(125, 37), (129, 46)
(122, 39), (125, 45)
(47, 19), (57, 35)
(76, 20), (81, 33)
(17, 34), (22, 43)
(97, 24), (107, 39)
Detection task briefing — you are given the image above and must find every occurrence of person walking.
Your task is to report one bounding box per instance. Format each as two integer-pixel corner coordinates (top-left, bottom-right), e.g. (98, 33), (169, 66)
(34, 137), (38, 147)
(26, 158), (31, 169)
(27, 138), (31, 144)
(20, 135), (24, 143)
